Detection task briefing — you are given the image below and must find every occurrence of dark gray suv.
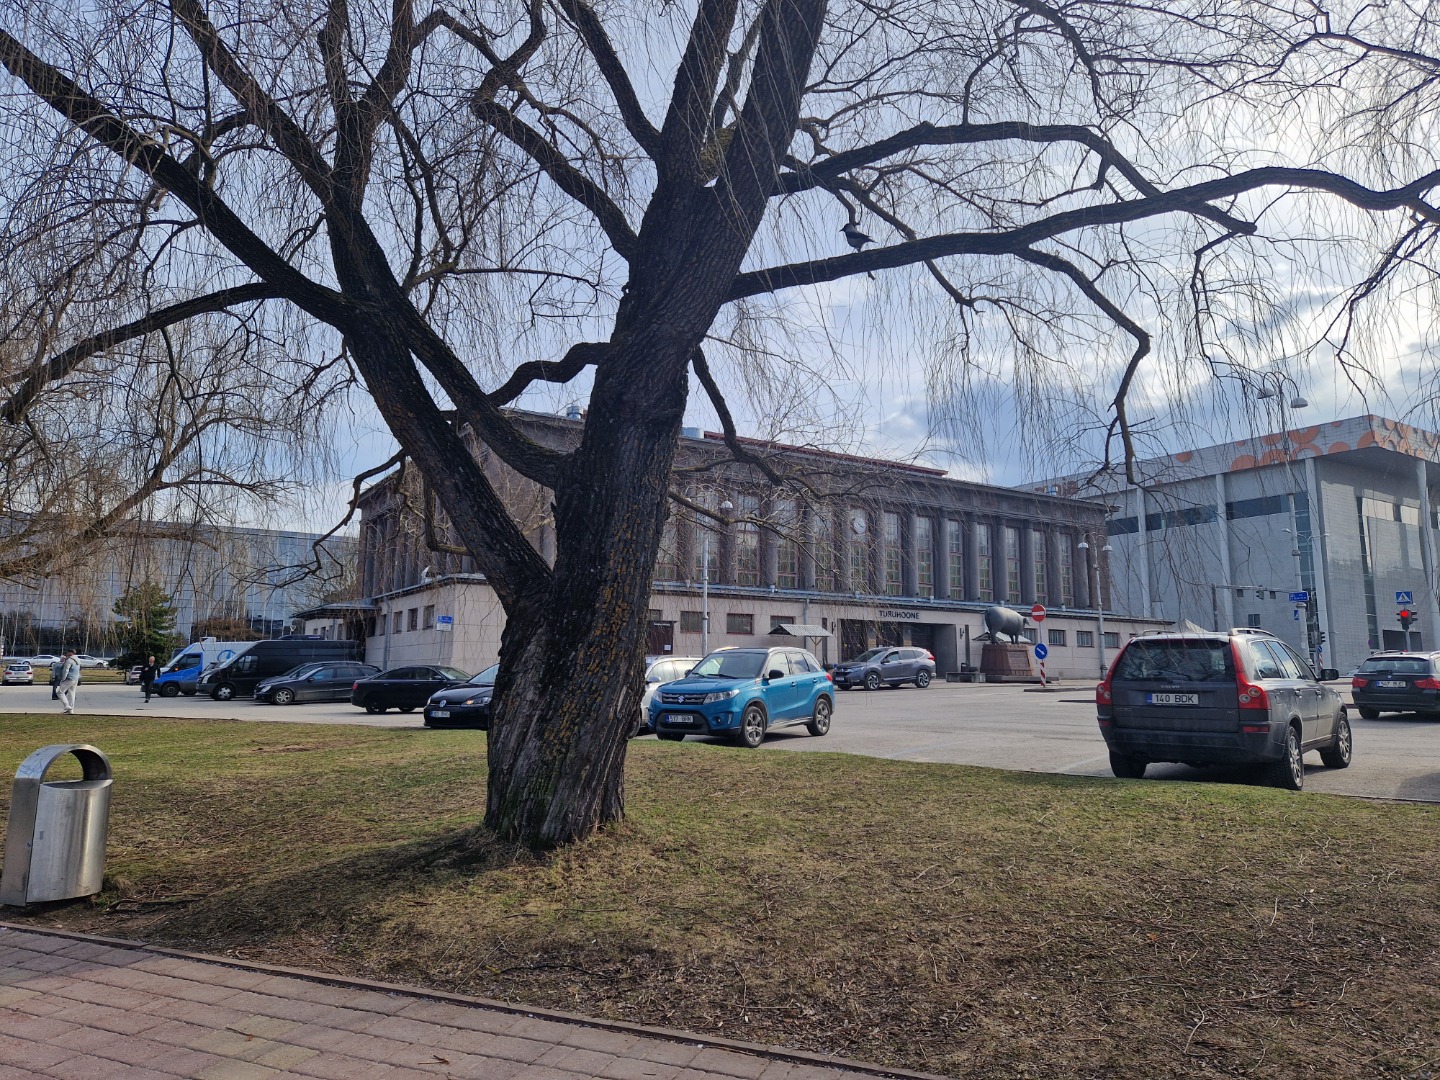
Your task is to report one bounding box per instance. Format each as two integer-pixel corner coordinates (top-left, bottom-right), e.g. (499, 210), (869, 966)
(831, 646), (936, 690)
(1097, 628), (1351, 790)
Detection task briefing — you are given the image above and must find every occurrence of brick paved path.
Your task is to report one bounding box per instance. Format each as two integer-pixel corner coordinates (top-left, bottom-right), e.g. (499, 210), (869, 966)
(0, 927), (941, 1080)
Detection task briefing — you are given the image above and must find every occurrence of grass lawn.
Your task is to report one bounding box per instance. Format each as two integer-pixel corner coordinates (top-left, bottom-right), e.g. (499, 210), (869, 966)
(0, 712), (1435, 1079)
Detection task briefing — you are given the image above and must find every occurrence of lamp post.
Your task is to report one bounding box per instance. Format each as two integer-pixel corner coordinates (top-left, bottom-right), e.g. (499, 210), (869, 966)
(701, 499), (734, 655)
(1076, 538), (1114, 676)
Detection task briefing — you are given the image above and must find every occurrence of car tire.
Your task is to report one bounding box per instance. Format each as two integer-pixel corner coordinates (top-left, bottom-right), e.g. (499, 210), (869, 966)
(737, 703), (767, 748)
(807, 695), (832, 736)
(365, 702), (385, 714)
(1108, 750), (1147, 779)
(1320, 714), (1353, 769)
(1265, 724), (1305, 790)
(864, 671), (881, 691)
(915, 670), (931, 689)
(159, 683), (181, 698)
(271, 688), (295, 706)
(1357, 707), (1379, 720)
(211, 683), (235, 701)
(657, 731), (685, 741)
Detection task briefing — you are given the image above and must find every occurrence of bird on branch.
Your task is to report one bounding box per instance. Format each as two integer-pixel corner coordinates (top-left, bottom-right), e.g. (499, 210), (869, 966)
(841, 222), (876, 279)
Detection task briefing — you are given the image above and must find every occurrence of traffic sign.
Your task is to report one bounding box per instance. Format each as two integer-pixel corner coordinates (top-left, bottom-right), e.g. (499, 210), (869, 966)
(1288, 591), (1309, 603)
(1397, 590), (1414, 605)
(1030, 603), (1046, 622)
(435, 615), (454, 633)
(1034, 642), (1048, 660)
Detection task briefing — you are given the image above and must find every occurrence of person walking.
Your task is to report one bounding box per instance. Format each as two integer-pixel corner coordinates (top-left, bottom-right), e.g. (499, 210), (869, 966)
(48, 658), (61, 700)
(139, 655), (160, 703)
(55, 649), (81, 715)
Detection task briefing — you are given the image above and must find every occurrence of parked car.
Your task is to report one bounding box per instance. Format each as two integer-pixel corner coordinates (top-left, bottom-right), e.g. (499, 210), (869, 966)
(2, 661), (33, 685)
(831, 646), (936, 690)
(73, 654), (108, 669)
(25, 654), (61, 668)
(1097, 628), (1351, 790)
(648, 646), (834, 747)
(424, 664), (500, 728)
(255, 661), (381, 705)
(198, 638), (364, 700)
(124, 665), (144, 685)
(352, 665), (471, 714)
(1350, 652), (1440, 719)
(637, 655), (704, 736)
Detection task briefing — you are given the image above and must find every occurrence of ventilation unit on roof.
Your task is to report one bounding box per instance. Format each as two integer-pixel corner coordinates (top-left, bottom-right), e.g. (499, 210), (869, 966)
(564, 404), (582, 421)
(681, 426), (703, 439)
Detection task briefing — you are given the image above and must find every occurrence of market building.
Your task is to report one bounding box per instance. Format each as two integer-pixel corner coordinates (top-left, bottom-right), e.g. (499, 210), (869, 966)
(342, 411), (1164, 679)
(1027, 415), (1440, 674)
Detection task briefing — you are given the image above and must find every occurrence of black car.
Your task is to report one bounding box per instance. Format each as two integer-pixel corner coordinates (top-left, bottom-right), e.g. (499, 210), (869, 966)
(831, 646), (936, 690)
(423, 664), (499, 728)
(351, 665), (471, 713)
(255, 661), (381, 704)
(1350, 652), (1440, 718)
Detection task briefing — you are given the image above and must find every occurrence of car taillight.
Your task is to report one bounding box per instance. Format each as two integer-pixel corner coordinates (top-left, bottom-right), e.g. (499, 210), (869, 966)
(826, 670), (834, 682)
(352, 681), (360, 690)
(1351, 677), (1368, 689)
(1416, 677), (1440, 690)
(1230, 640), (1269, 709)
(923, 651), (934, 661)
(1096, 677), (1112, 705)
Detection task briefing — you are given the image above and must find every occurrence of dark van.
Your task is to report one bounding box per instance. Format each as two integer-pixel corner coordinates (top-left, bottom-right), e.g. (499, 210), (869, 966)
(197, 638), (363, 700)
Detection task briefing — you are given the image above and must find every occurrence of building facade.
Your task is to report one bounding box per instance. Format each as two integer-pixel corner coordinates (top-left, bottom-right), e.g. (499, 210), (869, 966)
(351, 412), (1162, 679)
(1030, 415), (1440, 673)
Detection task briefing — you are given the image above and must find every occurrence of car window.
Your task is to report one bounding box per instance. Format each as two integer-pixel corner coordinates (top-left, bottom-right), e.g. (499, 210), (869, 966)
(783, 651), (808, 675)
(1273, 642), (1315, 681)
(1246, 642), (1287, 680)
(466, 664), (499, 686)
(852, 649), (884, 663)
(691, 651), (766, 679)
(308, 667), (336, 680)
(792, 651), (820, 674)
(1356, 657), (1429, 674)
(1114, 640), (1235, 682)
(434, 666), (469, 681)
(384, 667), (420, 680)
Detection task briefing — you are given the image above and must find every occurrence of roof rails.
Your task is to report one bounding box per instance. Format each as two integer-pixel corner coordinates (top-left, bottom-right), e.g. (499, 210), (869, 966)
(1229, 627), (1278, 637)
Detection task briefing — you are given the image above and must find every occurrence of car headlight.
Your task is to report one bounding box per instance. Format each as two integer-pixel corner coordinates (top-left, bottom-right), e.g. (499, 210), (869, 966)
(461, 694), (492, 706)
(701, 689), (740, 704)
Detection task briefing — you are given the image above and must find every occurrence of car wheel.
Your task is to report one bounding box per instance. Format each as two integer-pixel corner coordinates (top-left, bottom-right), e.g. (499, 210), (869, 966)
(807, 695), (832, 736)
(1320, 714), (1353, 769)
(915, 670), (931, 689)
(1265, 724), (1305, 791)
(365, 702), (385, 714)
(271, 688), (295, 706)
(159, 683), (180, 698)
(864, 671), (881, 691)
(1357, 707), (1379, 720)
(657, 732), (685, 742)
(1108, 750), (1147, 779)
(211, 683), (235, 701)
(737, 703), (767, 748)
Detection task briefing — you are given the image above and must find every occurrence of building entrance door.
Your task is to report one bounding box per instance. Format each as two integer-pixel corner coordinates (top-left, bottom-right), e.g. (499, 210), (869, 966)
(647, 621), (675, 655)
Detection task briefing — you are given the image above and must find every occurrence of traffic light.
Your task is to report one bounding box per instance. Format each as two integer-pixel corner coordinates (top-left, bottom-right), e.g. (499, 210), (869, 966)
(1399, 608), (1416, 631)
(1316, 631), (1327, 646)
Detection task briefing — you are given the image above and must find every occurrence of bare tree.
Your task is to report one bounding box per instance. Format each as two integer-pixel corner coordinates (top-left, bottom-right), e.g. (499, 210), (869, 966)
(2, 0), (1439, 845)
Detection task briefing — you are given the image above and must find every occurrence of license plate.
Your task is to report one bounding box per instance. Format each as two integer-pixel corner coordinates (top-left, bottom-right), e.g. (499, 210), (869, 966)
(664, 713), (694, 725)
(1376, 681), (1406, 689)
(429, 709), (449, 718)
(1146, 693), (1198, 705)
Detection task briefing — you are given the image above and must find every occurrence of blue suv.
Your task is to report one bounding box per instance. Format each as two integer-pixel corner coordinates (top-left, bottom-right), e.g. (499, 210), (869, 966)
(648, 647), (834, 747)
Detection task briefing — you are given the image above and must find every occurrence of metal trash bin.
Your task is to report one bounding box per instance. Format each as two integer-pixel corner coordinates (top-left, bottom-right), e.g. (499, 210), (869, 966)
(0, 745), (112, 906)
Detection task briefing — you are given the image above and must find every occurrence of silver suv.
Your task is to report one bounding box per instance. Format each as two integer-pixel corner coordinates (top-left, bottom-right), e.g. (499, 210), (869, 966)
(1097, 628), (1351, 790)
(831, 646), (936, 690)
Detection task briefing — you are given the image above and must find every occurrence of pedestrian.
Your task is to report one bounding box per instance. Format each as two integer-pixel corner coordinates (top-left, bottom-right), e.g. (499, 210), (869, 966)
(55, 649), (81, 715)
(48, 658), (61, 700)
(139, 654), (159, 703)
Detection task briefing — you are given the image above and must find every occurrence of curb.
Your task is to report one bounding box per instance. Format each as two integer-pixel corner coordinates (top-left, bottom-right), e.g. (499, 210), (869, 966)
(0, 921), (953, 1080)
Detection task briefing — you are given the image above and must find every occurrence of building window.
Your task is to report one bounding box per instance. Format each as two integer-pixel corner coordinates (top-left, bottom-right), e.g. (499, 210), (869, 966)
(679, 610), (703, 633)
(1032, 530), (1047, 604)
(770, 615), (795, 632)
(422, 604), (434, 630)
(1247, 613), (1262, 628)
(976, 522), (993, 602)
(774, 499), (799, 589)
(656, 519), (680, 581)
(811, 509), (835, 591)
(392, 610), (403, 634)
(848, 511), (869, 593)
(1048, 628), (1066, 646)
(692, 492), (721, 582)
(407, 607), (419, 631)
(946, 520), (964, 600)
(735, 495), (761, 587)
(1103, 632), (1120, 649)
(1058, 535), (1074, 606)
(374, 615), (384, 636)
(915, 517), (934, 597)
(1003, 526), (1021, 603)
(883, 512), (903, 596)
(727, 612), (754, 635)
(1076, 630), (1094, 647)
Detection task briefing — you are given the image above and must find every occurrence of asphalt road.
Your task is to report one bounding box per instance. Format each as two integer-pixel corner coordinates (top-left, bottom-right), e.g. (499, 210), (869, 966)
(6, 678), (1438, 802)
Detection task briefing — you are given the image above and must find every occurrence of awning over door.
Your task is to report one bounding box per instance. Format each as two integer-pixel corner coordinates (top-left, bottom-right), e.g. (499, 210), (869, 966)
(769, 623), (832, 638)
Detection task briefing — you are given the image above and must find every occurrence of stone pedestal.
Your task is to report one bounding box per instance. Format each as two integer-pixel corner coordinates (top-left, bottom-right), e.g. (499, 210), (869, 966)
(979, 643), (1037, 682)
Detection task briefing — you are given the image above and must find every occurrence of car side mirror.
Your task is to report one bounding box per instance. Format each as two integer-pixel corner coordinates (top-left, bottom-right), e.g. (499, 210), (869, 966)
(684, 668), (694, 676)
(1322, 667), (1339, 681)
(767, 668), (785, 681)
(646, 675), (660, 684)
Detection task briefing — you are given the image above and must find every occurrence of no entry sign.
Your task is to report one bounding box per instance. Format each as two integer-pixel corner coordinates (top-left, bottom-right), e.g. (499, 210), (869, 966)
(1031, 603), (1046, 622)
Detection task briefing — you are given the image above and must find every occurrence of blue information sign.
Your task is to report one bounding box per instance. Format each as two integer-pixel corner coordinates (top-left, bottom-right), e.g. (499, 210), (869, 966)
(1397, 590), (1414, 605)
(1288, 591), (1309, 603)
(1034, 642), (1048, 660)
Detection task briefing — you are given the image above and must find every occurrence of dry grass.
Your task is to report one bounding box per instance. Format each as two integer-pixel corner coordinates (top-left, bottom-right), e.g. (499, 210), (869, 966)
(0, 712), (1436, 1079)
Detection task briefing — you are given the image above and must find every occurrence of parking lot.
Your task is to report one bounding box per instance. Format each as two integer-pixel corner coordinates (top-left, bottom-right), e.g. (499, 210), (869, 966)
(4, 678), (1436, 802)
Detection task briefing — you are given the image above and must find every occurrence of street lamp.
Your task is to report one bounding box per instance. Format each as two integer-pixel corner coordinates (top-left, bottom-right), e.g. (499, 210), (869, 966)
(701, 499), (733, 655)
(1076, 538), (1114, 676)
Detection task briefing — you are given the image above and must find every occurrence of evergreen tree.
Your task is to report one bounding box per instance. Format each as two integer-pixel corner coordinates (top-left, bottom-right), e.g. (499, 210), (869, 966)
(112, 582), (179, 666)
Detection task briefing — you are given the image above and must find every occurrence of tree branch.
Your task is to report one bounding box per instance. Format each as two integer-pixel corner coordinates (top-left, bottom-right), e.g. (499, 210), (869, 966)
(690, 347), (789, 487)
(554, 0), (661, 157)
(485, 341), (609, 406)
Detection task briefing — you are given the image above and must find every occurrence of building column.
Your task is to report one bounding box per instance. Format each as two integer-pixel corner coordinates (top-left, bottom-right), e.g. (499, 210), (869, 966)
(1046, 528), (1063, 608)
(965, 516), (982, 600)
(1019, 524), (1037, 606)
(1215, 472), (1233, 630)
(1306, 458), (1337, 668)
(799, 508), (818, 591)
(1135, 488), (1153, 617)
(1417, 457), (1439, 651)
(935, 516), (953, 601)
(904, 512), (920, 596)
